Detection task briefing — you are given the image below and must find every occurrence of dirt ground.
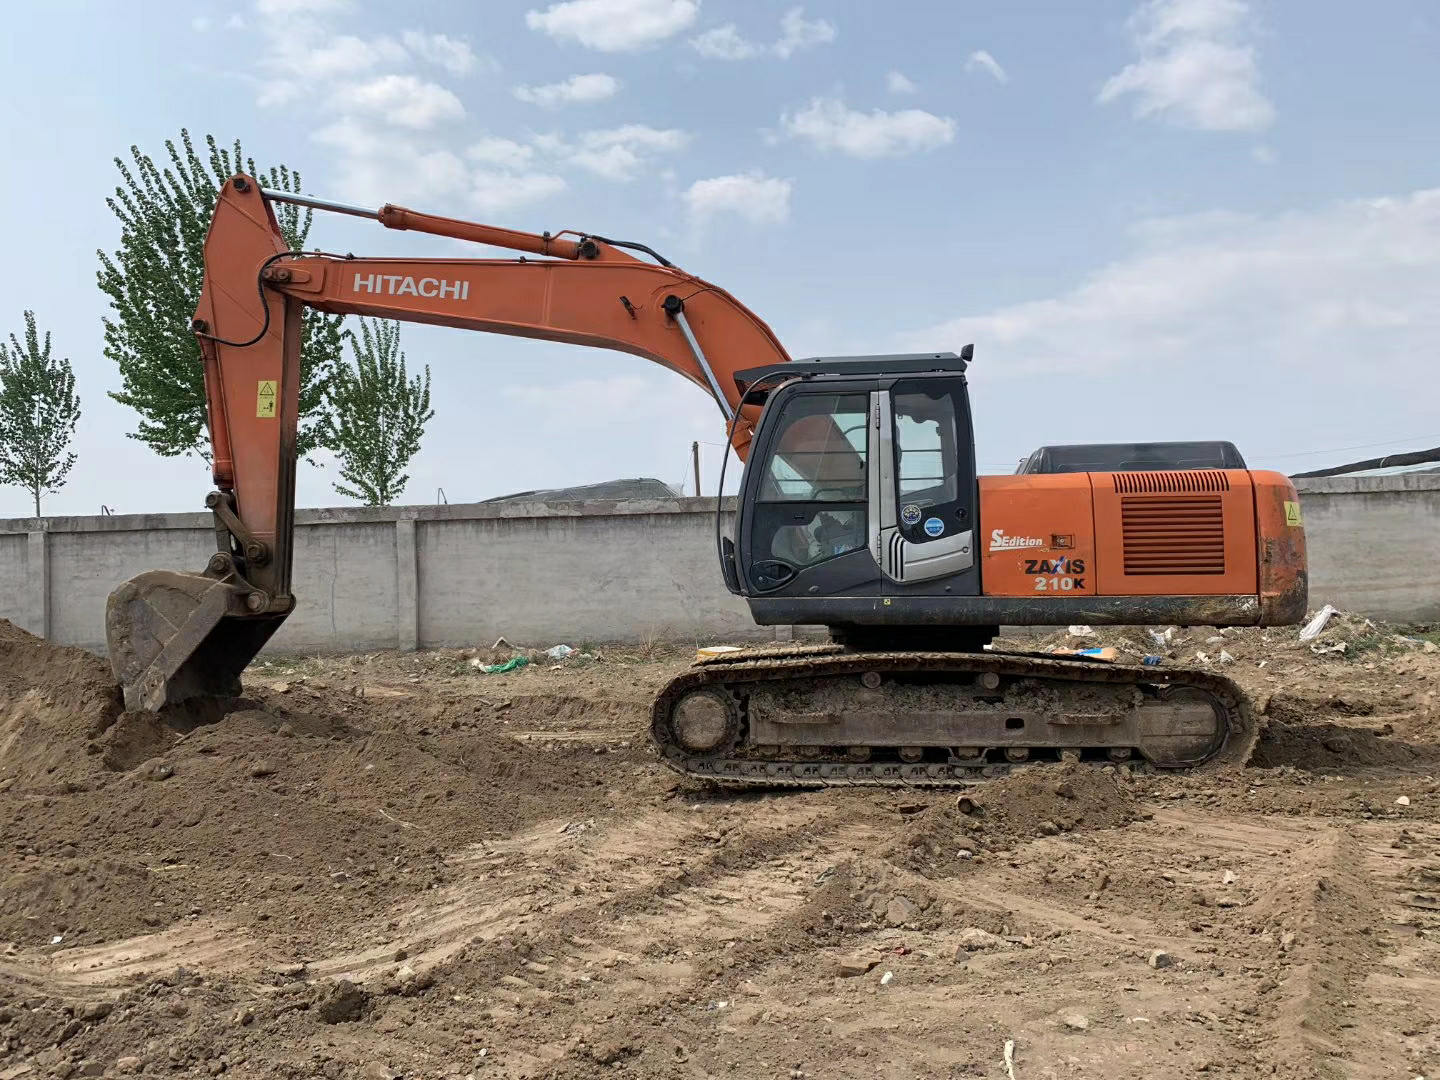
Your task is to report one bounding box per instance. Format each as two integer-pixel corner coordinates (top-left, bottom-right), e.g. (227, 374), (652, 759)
(3, 613), (1440, 1080)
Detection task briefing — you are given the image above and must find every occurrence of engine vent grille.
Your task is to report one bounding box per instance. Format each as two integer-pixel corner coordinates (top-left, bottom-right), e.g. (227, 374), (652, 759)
(1121, 495), (1226, 576)
(1113, 470), (1230, 494)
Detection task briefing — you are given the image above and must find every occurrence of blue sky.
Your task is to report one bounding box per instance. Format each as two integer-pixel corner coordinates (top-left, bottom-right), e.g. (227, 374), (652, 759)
(1, 0), (1437, 517)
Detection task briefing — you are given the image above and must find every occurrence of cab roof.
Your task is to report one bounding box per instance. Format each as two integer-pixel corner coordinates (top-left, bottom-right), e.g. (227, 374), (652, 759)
(733, 350), (969, 399)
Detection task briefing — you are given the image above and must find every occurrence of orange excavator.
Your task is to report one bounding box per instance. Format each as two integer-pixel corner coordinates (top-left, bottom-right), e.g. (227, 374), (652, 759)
(105, 175), (1308, 784)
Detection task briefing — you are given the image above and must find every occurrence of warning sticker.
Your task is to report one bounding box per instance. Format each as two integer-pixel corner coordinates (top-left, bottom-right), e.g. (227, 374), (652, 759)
(256, 380), (277, 418)
(1284, 500), (1303, 527)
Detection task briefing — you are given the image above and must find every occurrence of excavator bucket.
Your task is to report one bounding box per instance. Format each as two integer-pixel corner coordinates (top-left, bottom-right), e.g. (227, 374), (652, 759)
(105, 570), (285, 713)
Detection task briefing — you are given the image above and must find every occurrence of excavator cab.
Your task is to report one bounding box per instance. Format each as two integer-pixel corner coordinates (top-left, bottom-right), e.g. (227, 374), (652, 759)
(722, 351), (992, 648)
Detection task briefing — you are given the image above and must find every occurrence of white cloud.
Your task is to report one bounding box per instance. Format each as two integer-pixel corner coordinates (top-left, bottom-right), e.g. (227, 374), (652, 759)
(400, 31), (480, 75)
(250, 9), (493, 107)
(1099, 0), (1275, 132)
(526, 0), (699, 52)
(690, 25), (763, 60)
(314, 119), (469, 206)
(256, 29), (404, 104)
(965, 49), (1008, 83)
(900, 189), (1440, 385)
(886, 70), (919, 94)
(471, 172), (569, 215)
(780, 97), (956, 159)
(683, 172), (792, 226)
(313, 119), (569, 215)
(300, 34), (408, 77)
(192, 15), (212, 31)
(566, 125), (690, 181)
(255, 0), (347, 14)
(514, 72), (621, 108)
(774, 7), (837, 59)
(690, 6), (835, 61)
(468, 137), (537, 170)
(1252, 144), (1277, 164)
(248, 0), (664, 220)
(330, 74), (465, 129)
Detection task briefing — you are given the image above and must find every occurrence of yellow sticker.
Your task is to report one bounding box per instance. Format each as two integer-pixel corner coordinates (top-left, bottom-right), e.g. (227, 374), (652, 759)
(256, 380), (277, 418)
(1284, 500), (1302, 527)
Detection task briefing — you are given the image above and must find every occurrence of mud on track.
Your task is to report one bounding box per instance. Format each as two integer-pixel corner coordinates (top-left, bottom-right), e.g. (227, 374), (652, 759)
(3, 618), (1440, 1079)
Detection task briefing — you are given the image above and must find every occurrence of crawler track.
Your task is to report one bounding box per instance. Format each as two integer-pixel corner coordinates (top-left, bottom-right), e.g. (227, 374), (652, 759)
(650, 644), (1257, 786)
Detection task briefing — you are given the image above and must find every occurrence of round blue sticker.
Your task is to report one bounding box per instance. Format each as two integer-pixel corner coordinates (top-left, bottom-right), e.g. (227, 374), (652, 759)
(900, 504), (922, 526)
(923, 517), (945, 537)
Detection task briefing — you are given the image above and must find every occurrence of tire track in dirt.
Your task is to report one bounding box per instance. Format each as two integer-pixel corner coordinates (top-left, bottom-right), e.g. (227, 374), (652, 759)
(1348, 822), (1440, 1079)
(324, 792), (878, 1077)
(0, 920), (259, 993)
(1219, 817), (1440, 1079)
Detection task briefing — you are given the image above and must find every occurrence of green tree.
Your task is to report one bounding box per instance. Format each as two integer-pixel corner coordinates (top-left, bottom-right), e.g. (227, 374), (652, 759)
(0, 312), (81, 516)
(322, 319), (434, 506)
(97, 128), (344, 462)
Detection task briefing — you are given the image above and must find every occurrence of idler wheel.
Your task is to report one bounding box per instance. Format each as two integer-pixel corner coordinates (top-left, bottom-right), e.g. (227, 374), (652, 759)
(671, 689), (739, 754)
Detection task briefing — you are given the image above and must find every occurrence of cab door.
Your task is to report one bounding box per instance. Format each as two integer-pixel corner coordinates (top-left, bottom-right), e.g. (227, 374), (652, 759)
(872, 378), (977, 585)
(736, 387), (877, 595)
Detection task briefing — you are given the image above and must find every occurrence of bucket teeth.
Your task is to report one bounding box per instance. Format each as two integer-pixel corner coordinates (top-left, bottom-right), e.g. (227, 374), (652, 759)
(104, 570), (283, 712)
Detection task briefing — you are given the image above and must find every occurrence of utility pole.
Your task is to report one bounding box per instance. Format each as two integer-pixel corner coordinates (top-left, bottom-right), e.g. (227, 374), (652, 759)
(692, 441), (701, 496)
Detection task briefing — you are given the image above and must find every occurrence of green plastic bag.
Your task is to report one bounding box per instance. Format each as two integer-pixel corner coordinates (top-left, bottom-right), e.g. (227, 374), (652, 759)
(480, 656), (529, 675)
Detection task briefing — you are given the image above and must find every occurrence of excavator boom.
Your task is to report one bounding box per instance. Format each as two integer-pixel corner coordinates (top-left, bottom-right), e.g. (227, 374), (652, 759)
(107, 175), (787, 712)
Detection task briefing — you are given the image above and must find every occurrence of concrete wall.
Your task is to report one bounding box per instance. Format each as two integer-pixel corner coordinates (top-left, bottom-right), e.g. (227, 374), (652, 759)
(0, 498), (757, 654)
(0, 474), (1435, 655)
(1287, 473), (1440, 624)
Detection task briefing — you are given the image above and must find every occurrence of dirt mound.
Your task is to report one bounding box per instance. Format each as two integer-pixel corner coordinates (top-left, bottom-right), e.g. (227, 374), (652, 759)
(972, 761), (1141, 837)
(885, 762), (1140, 873)
(1252, 719), (1440, 771)
(0, 669), (650, 949)
(0, 620), (122, 792)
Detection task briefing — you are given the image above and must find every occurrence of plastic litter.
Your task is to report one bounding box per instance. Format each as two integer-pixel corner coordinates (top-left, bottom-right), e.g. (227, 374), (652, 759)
(1148, 627), (1176, 647)
(1051, 646), (1118, 661)
(697, 645), (744, 661)
(879, 970), (894, 986)
(545, 644), (575, 660)
(479, 656), (529, 675)
(1219, 650), (1235, 664)
(1068, 625), (1095, 637)
(1142, 655), (1164, 666)
(1299, 604), (1340, 642)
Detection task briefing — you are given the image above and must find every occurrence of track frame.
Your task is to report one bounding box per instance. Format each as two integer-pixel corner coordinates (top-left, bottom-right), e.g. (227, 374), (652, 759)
(650, 645), (1257, 787)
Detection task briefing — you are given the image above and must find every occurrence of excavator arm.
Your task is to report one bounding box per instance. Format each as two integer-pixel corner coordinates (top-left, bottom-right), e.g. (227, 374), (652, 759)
(105, 174), (791, 711)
